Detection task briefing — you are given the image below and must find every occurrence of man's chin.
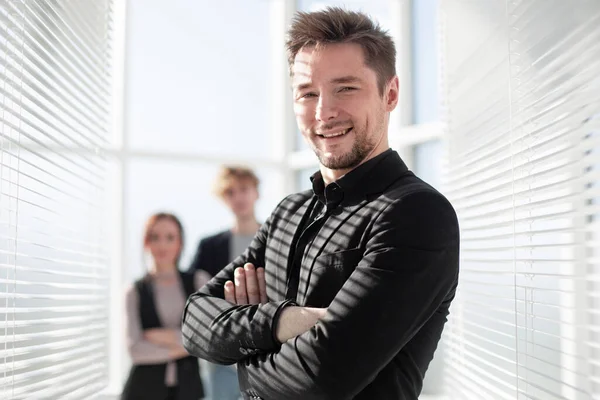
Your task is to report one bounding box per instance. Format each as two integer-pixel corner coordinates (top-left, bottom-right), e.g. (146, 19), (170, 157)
(318, 153), (363, 170)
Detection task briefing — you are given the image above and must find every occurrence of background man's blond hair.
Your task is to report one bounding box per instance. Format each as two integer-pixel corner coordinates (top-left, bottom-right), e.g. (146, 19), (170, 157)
(213, 165), (260, 199)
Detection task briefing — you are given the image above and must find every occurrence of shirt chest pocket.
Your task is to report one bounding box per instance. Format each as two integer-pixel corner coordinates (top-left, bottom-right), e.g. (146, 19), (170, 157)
(303, 248), (363, 307)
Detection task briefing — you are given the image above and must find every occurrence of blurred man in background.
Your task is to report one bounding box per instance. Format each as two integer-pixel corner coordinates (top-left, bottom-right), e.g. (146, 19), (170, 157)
(189, 166), (261, 400)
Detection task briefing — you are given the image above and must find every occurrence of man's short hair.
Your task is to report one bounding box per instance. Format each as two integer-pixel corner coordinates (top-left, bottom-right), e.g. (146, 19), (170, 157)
(213, 165), (260, 198)
(286, 6), (396, 95)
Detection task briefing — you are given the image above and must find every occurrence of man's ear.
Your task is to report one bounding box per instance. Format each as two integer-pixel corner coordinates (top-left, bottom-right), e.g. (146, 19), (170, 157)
(385, 76), (400, 112)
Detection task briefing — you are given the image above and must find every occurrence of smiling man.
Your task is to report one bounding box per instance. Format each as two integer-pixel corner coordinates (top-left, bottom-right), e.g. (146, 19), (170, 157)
(182, 7), (459, 400)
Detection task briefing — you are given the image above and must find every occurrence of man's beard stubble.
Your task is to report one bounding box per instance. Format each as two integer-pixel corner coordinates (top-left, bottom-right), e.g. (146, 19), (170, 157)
(316, 129), (376, 170)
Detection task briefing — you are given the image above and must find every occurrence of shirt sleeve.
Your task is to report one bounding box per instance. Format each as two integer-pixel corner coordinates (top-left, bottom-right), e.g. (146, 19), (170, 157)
(182, 201), (295, 365)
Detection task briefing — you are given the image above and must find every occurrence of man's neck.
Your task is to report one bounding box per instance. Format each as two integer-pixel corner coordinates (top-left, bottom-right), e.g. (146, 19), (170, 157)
(232, 216), (260, 235)
(320, 146), (390, 185)
(321, 166), (351, 186)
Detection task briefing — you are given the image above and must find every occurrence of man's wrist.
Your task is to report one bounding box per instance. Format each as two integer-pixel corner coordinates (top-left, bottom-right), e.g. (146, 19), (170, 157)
(274, 306), (327, 343)
(270, 299), (297, 345)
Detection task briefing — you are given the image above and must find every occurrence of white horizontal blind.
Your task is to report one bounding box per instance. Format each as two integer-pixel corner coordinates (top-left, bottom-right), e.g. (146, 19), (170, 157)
(0, 1), (114, 399)
(587, 114), (600, 397)
(441, 0), (600, 399)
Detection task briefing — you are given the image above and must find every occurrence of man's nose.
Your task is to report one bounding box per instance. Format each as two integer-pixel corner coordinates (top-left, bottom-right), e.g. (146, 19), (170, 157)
(315, 94), (339, 122)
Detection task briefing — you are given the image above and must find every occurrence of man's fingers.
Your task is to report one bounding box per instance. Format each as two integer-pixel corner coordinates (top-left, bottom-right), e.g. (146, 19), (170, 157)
(256, 267), (267, 303)
(234, 267), (248, 305)
(226, 265), (267, 305)
(224, 280), (236, 303)
(244, 263), (260, 304)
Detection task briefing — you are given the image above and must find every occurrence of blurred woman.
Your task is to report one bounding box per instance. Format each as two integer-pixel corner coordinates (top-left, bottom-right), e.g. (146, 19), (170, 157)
(121, 212), (209, 400)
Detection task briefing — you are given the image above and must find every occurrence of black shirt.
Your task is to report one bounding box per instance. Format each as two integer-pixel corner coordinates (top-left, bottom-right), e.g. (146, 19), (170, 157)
(183, 149), (460, 400)
(285, 150), (395, 301)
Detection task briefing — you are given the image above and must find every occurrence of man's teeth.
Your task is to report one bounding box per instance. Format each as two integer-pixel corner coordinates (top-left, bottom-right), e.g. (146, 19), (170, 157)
(322, 128), (350, 138)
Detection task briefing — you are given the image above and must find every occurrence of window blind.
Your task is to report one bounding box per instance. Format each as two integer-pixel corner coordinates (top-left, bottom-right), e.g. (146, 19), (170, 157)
(0, 1), (114, 399)
(440, 0), (600, 399)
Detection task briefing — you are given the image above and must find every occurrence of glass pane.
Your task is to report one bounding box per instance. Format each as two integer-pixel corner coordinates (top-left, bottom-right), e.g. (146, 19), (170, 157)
(296, 128), (310, 152)
(125, 0), (272, 156)
(412, 0), (440, 123)
(124, 160), (282, 283)
(413, 139), (443, 190)
(296, 167), (318, 192)
(298, 0), (393, 25)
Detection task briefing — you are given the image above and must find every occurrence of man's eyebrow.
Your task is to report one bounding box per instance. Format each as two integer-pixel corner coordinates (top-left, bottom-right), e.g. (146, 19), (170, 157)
(294, 82), (313, 91)
(294, 76), (362, 91)
(331, 75), (362, 84)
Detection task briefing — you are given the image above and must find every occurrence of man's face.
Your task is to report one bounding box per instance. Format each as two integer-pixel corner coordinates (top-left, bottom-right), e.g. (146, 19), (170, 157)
(292, 43), (398, 171)
(222, 179), (258, 219)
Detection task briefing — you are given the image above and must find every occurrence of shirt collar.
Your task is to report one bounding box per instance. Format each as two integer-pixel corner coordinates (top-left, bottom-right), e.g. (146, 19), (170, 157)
(310, 149), (407, 209)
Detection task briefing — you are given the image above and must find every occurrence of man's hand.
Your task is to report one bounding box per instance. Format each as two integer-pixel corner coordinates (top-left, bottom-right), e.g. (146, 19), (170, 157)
(223, 263), (326, 343)
(144, 328), (180, 348)
(224, 263), (267, 304)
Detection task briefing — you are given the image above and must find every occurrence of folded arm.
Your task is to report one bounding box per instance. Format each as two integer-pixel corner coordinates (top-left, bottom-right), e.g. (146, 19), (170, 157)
(239, 191), (460, 399)
(182, 211), (294, 364)
(224, 263), (328, 342)
(125, 288), (187, 364)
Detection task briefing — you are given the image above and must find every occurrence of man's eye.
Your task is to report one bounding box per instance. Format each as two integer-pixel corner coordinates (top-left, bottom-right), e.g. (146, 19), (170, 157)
(301, 92), (317, 99)
(340, 87), (357, 92)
